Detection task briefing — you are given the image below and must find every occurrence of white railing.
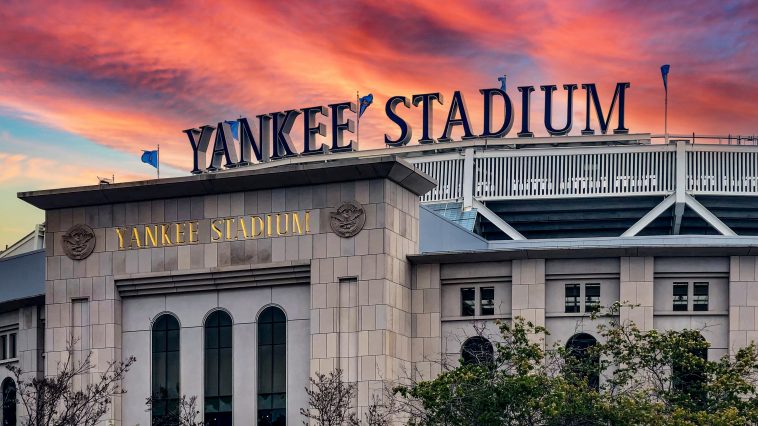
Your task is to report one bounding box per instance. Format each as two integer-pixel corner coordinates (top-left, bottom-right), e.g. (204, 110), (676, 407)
(407, 143), (758, 203)
(687, 146), (758, 194)
(474, 147), (675, 200)
(410, 153), (465, 203)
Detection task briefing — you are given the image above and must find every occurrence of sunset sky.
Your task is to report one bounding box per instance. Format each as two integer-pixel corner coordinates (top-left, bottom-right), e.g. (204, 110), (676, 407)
(0, 0), (755, 247)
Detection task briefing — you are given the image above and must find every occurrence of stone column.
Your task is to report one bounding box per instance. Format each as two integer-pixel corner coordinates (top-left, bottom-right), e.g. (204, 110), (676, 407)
(44, 205), (121, 424)
(729, 256), (758, 355)
(411, 263), (441, 382)
(18, 305), (44, 380)
(309, 179), (420, 418)
(511, 259), (545, 345)
(619, 257), (654, 331)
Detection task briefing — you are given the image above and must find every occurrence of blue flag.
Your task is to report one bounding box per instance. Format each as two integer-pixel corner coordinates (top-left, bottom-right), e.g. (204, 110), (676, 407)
(359, 93), (373, 117)
(498, 75), (507, 92)
(661, 64), (670, 91)
(141, 150), (158, 169)
(225, 120), (240, 140)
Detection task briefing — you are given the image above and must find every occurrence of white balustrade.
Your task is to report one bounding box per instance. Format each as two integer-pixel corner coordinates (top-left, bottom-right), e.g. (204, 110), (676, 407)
(474, 147), (675, 200)
(409, 153), (465, 203)
(687, 147), (758, 194)
(408, 144), (758, 203)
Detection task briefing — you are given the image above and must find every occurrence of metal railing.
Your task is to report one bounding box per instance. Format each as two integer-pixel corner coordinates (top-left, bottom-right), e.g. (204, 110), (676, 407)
(651, 134), (758, 145)
(407, 140), (758, 202)
(474, 146), (675, 200)
(687, 146), (758, 194)
(412, 153), (465, 203)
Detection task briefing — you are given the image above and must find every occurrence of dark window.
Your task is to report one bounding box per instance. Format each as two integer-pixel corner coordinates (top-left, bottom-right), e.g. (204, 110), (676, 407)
(258, 307), (286, 426)
(565, 284), (581, 313)
(673, 283), (688, 311)
(461, 336), (494, 365)
(2, 377), (15, 426)
(40, 317), (45, 354)
(585, 284), (600, 312)
(9, 334), (16, 359)
(0, 336), (6, 360)
(693, 282), (709, 311)
(566, 333), (599, 390)
(151, 314), (180, 425)
(672, 332), (708, 406)
(461, 288), (476, 316)
(205, 311), (233, 426)
(480, 287), (495, 316)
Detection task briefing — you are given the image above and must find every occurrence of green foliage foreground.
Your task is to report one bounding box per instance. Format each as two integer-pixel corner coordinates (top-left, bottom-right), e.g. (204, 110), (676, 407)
(395, 303), (758, 426)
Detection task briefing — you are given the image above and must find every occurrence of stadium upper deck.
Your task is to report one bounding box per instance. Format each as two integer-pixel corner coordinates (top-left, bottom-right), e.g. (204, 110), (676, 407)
(230, 132), (758, 240)
(405, 133), (758, 239)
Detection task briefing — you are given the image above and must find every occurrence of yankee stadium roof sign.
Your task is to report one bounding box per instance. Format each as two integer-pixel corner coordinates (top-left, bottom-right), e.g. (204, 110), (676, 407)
(184, 82), (630, 174)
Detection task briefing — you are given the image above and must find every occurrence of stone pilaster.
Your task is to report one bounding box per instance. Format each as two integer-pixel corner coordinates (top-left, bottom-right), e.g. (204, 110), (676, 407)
(411, 263), (441, 382)
(511, 259), (545, 345)
(309, 179), (420, 417)
(17, 305), (43, 381)
(619, 257), (654, 330)
(44, 206), (122, 424)
(729, 256), (758, 355)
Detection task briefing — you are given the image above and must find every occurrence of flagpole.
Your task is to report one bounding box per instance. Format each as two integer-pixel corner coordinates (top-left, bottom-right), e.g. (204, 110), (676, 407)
(356, 91), (360, 148)
(664, 87), (668, 144)
(157, 144), (160, 179)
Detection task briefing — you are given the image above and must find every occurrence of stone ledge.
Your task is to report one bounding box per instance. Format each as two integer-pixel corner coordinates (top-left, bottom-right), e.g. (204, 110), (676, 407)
(19, 156), (436, 210)
(440, 276), (511, 285)
(115, 260), (311, 296)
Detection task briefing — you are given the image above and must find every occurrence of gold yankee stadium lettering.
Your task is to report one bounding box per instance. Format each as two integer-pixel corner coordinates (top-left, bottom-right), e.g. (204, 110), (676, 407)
(115, 210), (310, 250)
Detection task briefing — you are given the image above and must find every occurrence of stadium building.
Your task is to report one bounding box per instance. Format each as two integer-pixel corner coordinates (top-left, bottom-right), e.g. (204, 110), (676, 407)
(3, 127), (758, 425)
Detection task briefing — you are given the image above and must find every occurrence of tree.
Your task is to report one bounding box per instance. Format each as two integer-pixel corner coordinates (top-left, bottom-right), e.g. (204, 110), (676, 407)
(363, 394), (394, 426)
(5, 343), (135, 426)
(300, 369), (395, 426)
(145, 394), (203, 426)
(301, 369), (359, 426)
(395, 303), (758, 425)
(594, 303), (758, 424)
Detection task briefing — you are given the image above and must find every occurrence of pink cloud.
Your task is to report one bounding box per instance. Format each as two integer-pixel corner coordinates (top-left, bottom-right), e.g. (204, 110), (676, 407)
(0, 0), (754, 178)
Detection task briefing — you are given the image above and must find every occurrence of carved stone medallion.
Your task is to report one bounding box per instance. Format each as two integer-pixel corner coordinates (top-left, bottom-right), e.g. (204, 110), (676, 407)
(330, 201), (366, 238)
(62, 224), (96, 260)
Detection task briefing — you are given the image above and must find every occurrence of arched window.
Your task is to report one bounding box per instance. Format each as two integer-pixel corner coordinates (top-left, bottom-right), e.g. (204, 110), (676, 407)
(672, 331), (707, 406)
(461, 336), (494, 365)
(151, 314), (180, 424)
(257, 306), (286, 426)
(566, 333), (599, 390)
(204, 310), (233, 426)
(2, 377), (16, 426)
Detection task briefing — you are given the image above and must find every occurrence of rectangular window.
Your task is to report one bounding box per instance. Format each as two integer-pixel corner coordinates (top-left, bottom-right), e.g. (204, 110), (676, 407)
(461, 288), (476, 316)
(0, 335), (6, 360)
(9, 333), (16, 359)
(480, 287), (495, 316)
(585, 284), (601, 312)
(565, 284), (581, 313)
(693, 282), (709, 311)
(673, 283), (688, 311)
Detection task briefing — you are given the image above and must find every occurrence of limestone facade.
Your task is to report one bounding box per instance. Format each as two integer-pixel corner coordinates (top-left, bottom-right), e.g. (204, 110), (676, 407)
(16, 156), (758, 425)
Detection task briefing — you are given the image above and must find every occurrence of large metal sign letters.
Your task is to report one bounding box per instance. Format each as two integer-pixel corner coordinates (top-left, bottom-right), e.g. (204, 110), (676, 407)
(185, 82), (630, 174)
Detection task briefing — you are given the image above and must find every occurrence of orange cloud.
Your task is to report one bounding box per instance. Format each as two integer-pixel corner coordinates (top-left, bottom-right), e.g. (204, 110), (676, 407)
(0, 0), (754, 177)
